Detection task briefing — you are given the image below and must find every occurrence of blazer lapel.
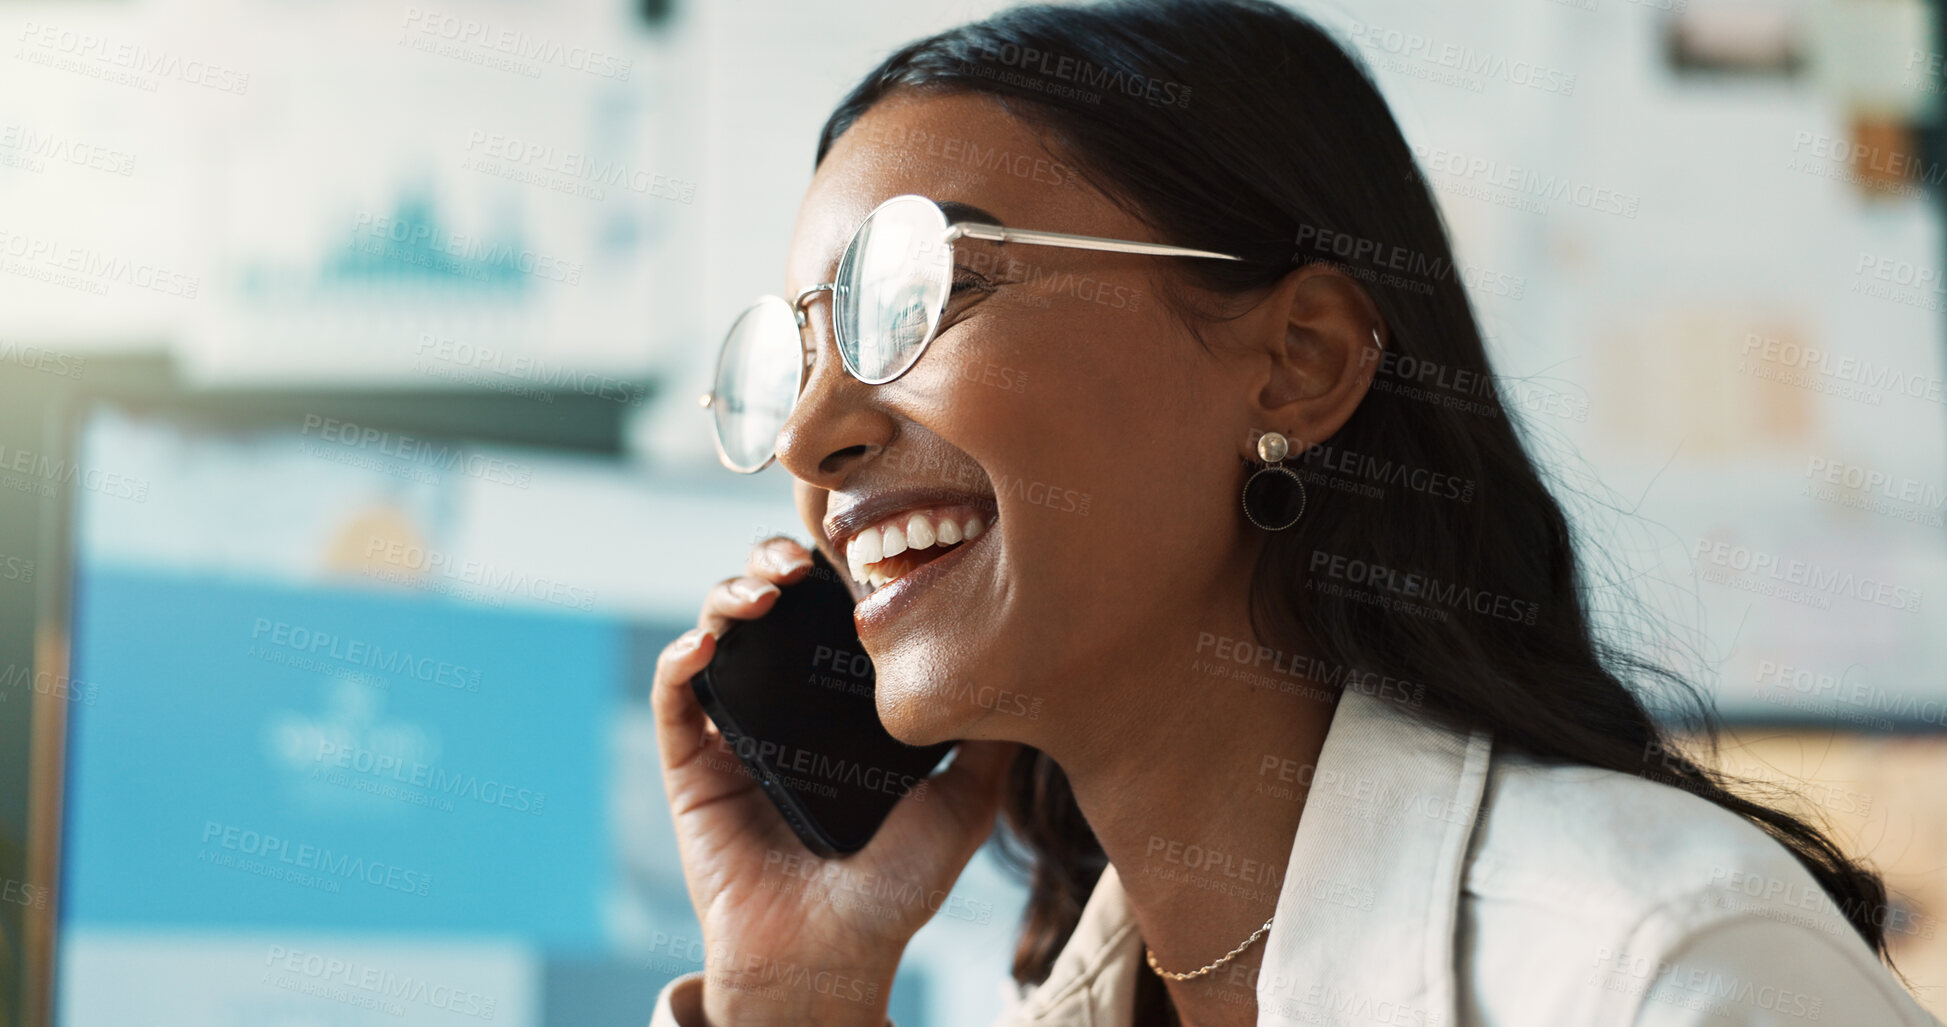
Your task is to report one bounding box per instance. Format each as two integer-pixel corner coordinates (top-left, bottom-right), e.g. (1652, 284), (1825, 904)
(1005, 862), (1143, 1025)
(1254, 686), (1493, 1026)
(1000, 686), (1492, 1027)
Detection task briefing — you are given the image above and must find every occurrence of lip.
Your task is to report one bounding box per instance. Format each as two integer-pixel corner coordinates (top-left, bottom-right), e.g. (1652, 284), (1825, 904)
(822, 485), (1000, 562)
(852, 514), (998, 637)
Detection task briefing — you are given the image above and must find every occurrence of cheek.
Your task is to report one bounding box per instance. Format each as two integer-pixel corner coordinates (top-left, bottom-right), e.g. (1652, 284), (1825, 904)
(1002, 307), (1211, 495)
(794, 480), (830, 546)
(898, 300), (1232, 584)
(984, 310), (1218, 564)
(966, 298), (1161, 450)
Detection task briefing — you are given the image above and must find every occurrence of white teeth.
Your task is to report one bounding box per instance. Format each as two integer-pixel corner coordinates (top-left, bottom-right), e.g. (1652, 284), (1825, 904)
(847, 540), (869, 585)
(852, 525), (883, 565)
(906, 513), (935, 549)
(842, 507), (995, 590)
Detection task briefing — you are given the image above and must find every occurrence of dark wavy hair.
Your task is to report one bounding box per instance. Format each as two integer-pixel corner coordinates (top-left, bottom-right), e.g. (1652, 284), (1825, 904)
(812, 0), (1905, 993)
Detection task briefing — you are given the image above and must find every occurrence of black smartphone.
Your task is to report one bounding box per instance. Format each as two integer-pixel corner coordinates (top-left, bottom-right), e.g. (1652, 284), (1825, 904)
(689, 546), (955, 857)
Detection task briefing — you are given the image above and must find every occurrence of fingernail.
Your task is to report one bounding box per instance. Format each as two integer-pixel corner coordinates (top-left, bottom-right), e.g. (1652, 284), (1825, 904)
(731, 580), (778, 603)
(672, 628), (704, 653)
(766, 546), (811, 574)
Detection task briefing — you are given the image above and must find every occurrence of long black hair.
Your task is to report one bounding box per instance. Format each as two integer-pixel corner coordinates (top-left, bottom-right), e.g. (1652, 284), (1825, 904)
(813, 0), (1904, 989)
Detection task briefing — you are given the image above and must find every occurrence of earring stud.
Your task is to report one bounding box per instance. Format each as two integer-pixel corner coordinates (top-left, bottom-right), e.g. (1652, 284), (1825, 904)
(1242, 430), (1307, 531)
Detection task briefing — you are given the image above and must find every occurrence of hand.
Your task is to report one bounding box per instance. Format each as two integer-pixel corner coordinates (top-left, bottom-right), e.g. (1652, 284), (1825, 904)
(652, 535), (1018, 1026)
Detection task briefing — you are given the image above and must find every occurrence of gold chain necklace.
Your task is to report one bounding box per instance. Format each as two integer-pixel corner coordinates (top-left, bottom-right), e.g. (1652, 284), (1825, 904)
(1143, 914), (1275, 980)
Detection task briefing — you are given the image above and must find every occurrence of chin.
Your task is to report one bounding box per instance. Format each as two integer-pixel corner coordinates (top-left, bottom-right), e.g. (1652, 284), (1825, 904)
(872, 669), (980, 747)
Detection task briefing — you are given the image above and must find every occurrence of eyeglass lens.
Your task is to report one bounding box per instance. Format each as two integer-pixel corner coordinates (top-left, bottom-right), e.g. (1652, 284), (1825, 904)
(712, 195), (954, 471)
(711, 296), (801, 472)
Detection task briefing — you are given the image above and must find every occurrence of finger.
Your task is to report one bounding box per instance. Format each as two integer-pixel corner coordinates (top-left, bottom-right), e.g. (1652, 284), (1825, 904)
(927, 740), (1019, 821)
(749, 536), (814, 583)
(886, 740), (1019, 848)
(651, 630), (761, 821)
(696, 575), (783, 634)
(651, 628), (721, 773)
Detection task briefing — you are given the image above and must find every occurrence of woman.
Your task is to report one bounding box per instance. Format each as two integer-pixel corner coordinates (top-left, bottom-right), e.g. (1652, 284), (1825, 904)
(649, 1), (1941, 1024)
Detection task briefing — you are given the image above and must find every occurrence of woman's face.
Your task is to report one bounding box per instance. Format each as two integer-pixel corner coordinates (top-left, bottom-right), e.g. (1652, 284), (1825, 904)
(776, 89), (1290, 749)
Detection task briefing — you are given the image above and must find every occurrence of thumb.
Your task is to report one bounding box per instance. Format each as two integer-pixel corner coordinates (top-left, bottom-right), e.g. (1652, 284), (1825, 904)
(923, 740), (1021, 832)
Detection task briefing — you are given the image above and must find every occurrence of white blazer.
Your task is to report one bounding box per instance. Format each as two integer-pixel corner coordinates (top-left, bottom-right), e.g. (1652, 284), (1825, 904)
(651, 685), (1943, 1026)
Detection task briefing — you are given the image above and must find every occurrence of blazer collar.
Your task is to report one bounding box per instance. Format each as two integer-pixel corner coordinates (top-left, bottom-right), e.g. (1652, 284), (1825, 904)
(1013, 685), (1494, 1026)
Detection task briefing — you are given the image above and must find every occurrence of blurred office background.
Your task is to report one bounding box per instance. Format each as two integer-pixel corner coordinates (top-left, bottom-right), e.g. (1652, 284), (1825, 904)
(1, 0), (1945, 1024)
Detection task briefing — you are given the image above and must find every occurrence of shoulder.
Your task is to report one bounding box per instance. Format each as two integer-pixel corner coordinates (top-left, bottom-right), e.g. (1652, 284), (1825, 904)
(1464, 750), (1809, 918)
(1454, 752), (1939, 1025)
(1611, 915), (1939, 1025)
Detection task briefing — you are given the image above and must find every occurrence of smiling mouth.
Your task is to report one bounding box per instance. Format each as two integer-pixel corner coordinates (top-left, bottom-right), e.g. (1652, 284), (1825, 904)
(843, 504), (995, 592)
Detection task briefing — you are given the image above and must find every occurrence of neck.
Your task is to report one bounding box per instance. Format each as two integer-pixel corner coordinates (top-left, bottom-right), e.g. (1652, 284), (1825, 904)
(1049, 582), (1339, 1025)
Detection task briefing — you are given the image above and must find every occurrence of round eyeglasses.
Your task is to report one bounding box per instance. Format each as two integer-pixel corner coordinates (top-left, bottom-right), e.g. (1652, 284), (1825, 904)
(700, 193), (1243, 473)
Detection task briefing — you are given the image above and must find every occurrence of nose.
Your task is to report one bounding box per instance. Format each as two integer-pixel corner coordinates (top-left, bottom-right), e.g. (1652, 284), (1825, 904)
(773, 290), (894, 484)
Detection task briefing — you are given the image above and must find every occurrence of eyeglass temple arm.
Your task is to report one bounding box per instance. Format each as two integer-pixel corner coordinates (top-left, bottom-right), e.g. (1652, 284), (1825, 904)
(700, 230), (1238, 411)
(944, 222), (1242, 262)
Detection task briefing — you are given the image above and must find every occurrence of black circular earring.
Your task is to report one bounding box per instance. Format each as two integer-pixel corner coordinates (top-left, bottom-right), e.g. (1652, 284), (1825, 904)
(1242, 431), (1307, 531)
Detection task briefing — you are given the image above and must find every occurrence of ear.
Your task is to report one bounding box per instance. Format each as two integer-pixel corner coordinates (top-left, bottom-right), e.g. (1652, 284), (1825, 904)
(1242, 264), (1386, 458)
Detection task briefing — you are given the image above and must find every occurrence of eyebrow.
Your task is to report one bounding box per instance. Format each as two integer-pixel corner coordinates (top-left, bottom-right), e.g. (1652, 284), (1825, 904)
(937, 200), (1004, 227)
